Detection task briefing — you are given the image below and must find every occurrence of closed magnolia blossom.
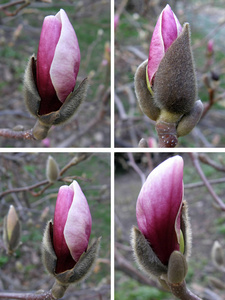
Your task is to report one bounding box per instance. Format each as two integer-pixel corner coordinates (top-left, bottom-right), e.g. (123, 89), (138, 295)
(24, 9), (88, 140)
(147, 4), (182, 94)
(53, 180), (92, 274)
(136, 156), (184, 265)
(37, 9), (80, 115)
(134, 5), (203, 146)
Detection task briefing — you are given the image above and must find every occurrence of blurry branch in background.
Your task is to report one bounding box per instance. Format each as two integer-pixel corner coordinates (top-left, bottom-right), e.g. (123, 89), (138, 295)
(0, 153), (91, 199)
(0, 0), (51, 16)
(127, 153), (146, 185)
(115, 244), (157, 287)
(189, 153), (225, 211)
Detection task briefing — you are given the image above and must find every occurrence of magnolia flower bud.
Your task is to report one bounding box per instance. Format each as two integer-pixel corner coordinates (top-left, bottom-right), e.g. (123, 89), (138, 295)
(24, 9), (88, 140)
(114, 14), (119, 31)
(153, 23), (197, 116)
(207, 39), (214, 57)
(211, 241), (224, 267)
(135, 5), (203, 145)
(42, 181), (100, 285)
(136, 156), (184, 265)
(46, 155), (60, 183)
(3, 205), (21, 254)
(131, 156), (192, 279)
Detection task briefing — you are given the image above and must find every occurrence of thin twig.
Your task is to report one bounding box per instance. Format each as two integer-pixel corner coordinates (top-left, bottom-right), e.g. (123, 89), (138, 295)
(115, 248), (156, 287)
(168, 280), (202, 300)
(198, 154), (225, 172)
(0, 0), (30, 16)
(127, 153), (146, 185)
(185, 177), (225, 189)
(0, 154), (91, 199)
(0, 128), (35, 140)
(0, 290), (55, 300)
(189, 153), (225, 211)
(201, 88), (215, 119)
(0, 180), (48, 199)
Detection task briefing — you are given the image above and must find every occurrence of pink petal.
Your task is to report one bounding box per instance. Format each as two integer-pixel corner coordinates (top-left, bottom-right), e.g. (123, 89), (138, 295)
(147, 10), (164, 86)
(50, 9), (80, 102)
(136, 155), (184, 265)
(147, 5), (182, 86)
(36, 15), (63, 115)
(64, 181), (92, 262)
(161, 5), (182, 52)
(53, 185), (75, 273)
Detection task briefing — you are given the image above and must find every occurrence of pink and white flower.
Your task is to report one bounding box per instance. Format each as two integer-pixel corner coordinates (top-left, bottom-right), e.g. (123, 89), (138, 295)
(136, 155), (184, 265)
(147, 5), (182, 91)
(36, 9), (80, 115)
(53, 180), (92, 273)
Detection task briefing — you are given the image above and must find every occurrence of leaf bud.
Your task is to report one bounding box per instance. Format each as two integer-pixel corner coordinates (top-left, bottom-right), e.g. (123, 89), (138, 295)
(167, 251), (188, 284)
(211, 240), (224, 267)
(3, 205), (21, 254)
(46, 155), (60, 183)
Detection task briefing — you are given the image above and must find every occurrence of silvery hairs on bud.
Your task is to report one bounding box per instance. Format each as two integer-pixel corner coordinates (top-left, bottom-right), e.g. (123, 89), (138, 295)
(131, 226), (168, 278)
(24, 55), (89, 126)
(134, 59), (160, 121)
(46, 156), (60, 183)
(42, 221), (101, 285)
(153, 23), (197, 115)
(24, 55), (42, 118)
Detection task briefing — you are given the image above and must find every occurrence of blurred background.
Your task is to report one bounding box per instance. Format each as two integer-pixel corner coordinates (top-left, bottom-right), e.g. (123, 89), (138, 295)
(115, 152), (225, 299)
(0, 0), (110, 147)
(115, 0), (225, 147)
(0, 152), (110, 299)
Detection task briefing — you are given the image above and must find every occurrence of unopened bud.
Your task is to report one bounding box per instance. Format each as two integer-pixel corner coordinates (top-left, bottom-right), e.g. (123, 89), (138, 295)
(3, 205), (21, 254)
(167, 251), (188, 284)
(138, 138), (148, 148)
(177, 100), (203, 137)
(211, 71), (219, 81)
(211, 241), (224, 267)
(46, 156), (60, 183)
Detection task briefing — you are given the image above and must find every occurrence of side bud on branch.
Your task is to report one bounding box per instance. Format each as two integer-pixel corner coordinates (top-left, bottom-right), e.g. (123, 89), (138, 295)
(135, 5), (203, 147)
(3, 205), (21, 255)
(42, 181), (100, 299)
(24, 9), (88, 140)
(131, 156), (192, 290)
(46, 155), (60, 183)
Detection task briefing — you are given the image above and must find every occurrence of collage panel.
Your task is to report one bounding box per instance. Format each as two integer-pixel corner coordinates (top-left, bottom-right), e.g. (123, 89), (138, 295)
(115, 152), (225, 299)
(0, 152), (110, 299)
(115, 0), (225, 148)
(0, 1), (110, 148)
